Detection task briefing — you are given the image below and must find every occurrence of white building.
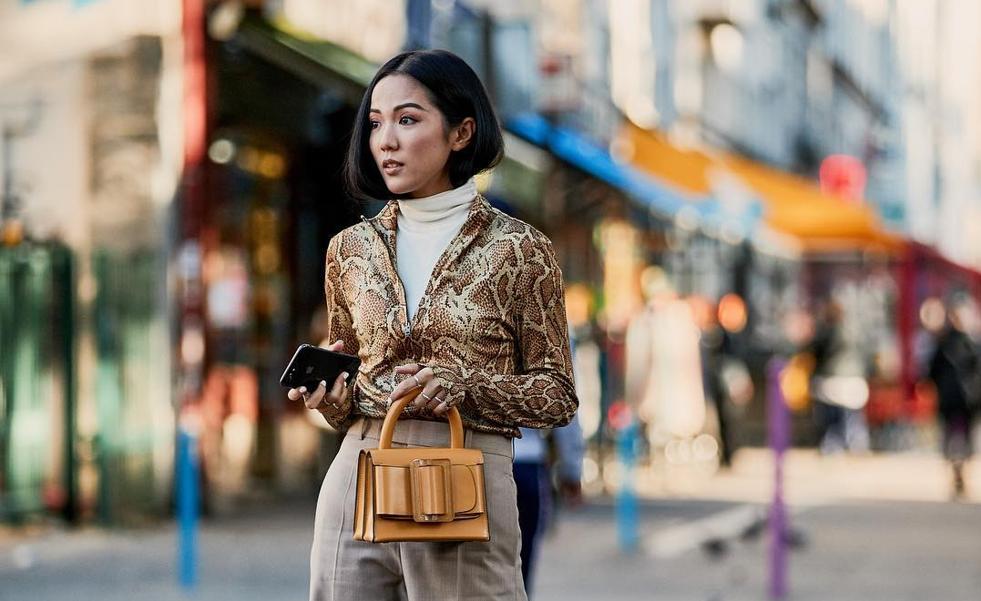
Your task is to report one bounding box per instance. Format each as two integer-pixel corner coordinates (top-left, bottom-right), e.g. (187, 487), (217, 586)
(893, 0), (981, 266)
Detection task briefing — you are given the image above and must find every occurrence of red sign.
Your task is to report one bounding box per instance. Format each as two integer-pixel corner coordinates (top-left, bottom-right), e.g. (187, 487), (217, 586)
(819, 154), (866, 201)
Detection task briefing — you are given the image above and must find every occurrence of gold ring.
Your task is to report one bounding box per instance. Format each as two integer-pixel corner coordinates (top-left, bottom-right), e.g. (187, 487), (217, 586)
(421, 392), (433, 401)
(411, 374), (422, 388)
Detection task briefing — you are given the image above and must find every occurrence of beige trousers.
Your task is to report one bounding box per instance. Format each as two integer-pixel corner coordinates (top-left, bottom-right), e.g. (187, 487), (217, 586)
(309, 417), (527, 601)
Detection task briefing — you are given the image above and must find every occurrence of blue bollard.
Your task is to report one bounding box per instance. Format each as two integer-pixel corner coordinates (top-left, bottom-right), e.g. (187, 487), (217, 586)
(177, 427), (199, 591)
(616, 419), (639, 553)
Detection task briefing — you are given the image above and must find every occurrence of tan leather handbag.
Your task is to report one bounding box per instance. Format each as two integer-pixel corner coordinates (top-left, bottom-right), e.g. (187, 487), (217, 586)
(353, 389), (490, 543)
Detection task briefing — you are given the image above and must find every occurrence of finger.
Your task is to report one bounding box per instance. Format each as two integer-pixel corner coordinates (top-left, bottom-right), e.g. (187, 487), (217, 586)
(433, 401), (450, 416)
(328, 372), (348, 403)
(389, 382), (412, 403)
(304, 380), (327, 410)
(394, 363), (421, 374)
(426, 387), (446, 413)
(390, 372), (429, 402)
(287, 387), (304, 402)
(389, 386), (426, 409)
(413, 382), (443, 409)
(326, 339), (345, 352)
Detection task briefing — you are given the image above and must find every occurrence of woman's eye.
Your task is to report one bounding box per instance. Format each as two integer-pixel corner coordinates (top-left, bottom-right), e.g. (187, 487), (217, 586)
(399, 115), (417, 125)
(369, 120), (380, 130)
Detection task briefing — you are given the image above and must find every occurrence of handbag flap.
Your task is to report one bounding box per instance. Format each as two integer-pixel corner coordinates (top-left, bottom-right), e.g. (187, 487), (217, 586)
(367, 448), (486, 520)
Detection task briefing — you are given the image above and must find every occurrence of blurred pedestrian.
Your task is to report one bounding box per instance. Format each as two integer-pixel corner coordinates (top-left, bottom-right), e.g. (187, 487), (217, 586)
(927, 294), (981, 500)
(625, 267), (706, 449)
(808, 299), (870, 454)
(514, 414), (585, 597)
(696, 294), (753, 467)
(287, 49), (578, 601)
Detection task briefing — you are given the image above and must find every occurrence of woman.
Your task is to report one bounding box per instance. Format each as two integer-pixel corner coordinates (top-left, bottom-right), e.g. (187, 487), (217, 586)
(287, 49), (578, 601)
(928, 296), (980, 499)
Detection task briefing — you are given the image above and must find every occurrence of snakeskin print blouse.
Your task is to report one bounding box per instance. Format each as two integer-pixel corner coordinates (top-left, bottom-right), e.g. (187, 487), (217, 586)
(318, 195), (578, 438)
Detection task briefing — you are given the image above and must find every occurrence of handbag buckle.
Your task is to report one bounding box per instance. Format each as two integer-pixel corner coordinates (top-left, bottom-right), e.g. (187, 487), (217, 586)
(408, 458), (454, 523)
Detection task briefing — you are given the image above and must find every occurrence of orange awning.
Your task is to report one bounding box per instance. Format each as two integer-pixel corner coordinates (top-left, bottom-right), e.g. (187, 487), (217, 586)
(623, 124), (715, 196)
(622, 123), (903, 254)
(721, 153), (902, 253)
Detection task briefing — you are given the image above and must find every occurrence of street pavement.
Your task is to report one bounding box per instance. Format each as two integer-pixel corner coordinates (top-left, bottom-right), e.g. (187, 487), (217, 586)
(534, 498), (981, 601)
(2, 451), (980, 601)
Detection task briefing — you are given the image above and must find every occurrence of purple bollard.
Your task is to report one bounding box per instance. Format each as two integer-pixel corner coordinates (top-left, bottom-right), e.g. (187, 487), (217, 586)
(767, 359), (789, 600)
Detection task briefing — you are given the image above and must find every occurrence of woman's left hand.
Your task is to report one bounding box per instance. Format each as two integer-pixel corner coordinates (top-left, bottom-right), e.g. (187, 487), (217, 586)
(389, 363), (454, 416)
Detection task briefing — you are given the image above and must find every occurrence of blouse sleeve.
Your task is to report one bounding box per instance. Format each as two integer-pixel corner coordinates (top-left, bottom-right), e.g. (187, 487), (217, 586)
(430, 237), (578, 429)
(316, 234), (360, 428)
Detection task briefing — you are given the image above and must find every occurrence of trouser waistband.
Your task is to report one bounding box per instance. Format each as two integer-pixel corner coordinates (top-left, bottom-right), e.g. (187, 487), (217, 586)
(349, 417), (514, 459)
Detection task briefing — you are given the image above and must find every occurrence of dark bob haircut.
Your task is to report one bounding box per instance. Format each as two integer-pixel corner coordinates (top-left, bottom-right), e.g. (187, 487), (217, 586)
(344, 49), (504, 201)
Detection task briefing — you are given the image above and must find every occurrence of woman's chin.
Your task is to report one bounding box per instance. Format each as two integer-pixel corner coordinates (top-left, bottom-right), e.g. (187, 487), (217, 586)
(383, 177), (415, 196)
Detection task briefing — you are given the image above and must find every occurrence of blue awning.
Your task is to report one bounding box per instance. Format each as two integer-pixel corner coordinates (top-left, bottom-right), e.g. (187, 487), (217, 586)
(506, 113), (688, 219)
(506, 113), (765, 240)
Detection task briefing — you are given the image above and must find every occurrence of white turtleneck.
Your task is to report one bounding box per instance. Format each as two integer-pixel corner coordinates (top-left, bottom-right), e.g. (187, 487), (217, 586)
(396, 177), (477, 322)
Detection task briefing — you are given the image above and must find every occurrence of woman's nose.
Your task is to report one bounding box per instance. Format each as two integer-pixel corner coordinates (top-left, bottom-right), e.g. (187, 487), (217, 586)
(378, 123), (398, 151)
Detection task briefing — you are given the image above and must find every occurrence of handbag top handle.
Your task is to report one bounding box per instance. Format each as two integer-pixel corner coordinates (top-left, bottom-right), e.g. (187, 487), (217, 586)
(379, 387), (465, 449)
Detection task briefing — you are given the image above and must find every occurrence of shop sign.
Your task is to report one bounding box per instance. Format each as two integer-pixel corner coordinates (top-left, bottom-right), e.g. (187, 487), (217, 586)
(819, 154), (866, 202)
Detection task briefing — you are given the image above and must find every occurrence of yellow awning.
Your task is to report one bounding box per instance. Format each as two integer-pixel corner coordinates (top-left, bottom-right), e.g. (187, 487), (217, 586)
(622, 123), (902, 254)
(623, 124), (715, 196)
(720, 154), (902, 253)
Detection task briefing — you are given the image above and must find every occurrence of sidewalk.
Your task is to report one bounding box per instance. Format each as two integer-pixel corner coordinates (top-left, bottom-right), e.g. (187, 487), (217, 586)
(630, 448), (981, 505)
(533, 499), (981, 601)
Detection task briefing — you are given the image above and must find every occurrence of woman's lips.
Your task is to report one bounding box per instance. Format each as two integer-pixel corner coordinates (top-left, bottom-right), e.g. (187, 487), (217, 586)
(382, 160), (403, 175)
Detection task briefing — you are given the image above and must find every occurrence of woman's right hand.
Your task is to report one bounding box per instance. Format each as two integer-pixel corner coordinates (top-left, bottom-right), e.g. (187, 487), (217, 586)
(286, 340), (352, 412)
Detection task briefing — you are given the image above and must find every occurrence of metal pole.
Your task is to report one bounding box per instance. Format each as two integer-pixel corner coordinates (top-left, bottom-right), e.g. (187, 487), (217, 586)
(616, 418), (639, 553)
(767, 358), (789, 600)
(60, 248), (79, 524)
(177, 426), (199, 590)
(177, 0), (207, 590)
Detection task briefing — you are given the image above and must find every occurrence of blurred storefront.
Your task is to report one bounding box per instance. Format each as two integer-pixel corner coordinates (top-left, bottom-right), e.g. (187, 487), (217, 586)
(892, 242), (981, 444)
(0, 243), (76, 521)
(503, 94), (921, 454)
(190, 8), (376, 502)
(0, 0), (181, 524)
(0, 0), (404, 524)
(620, 121), (924, 449)
(503, 111), (796, 446)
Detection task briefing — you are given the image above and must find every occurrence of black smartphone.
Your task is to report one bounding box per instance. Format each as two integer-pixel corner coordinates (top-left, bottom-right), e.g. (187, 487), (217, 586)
(279, 344), (361, 391)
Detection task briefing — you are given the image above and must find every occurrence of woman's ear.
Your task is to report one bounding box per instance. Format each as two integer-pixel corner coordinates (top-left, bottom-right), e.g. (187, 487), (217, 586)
(449, 117), (476, 151)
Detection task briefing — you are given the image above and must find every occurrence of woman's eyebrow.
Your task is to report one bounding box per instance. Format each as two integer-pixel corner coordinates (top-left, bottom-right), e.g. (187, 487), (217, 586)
(369, 102), (429, 114)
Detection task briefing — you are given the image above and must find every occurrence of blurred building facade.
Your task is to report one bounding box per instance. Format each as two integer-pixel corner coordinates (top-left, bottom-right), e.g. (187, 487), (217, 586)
(892, 0), (981, 265)
(0, 0), (182, 524)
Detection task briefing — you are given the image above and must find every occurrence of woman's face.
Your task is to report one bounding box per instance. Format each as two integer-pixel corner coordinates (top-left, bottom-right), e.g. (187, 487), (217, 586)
(368, 74), (473, 199)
